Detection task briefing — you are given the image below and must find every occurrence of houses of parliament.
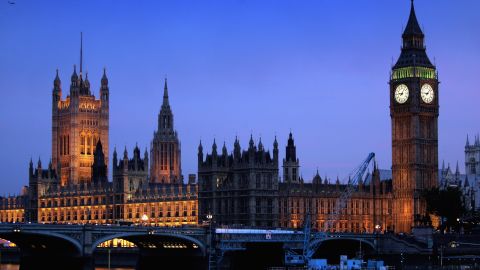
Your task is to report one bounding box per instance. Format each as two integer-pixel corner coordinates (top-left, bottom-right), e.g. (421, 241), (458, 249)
(1, 2), (473, 234)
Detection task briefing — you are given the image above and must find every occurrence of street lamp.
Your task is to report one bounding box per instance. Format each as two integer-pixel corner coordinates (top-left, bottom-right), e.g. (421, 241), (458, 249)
(141, 214), (149, 226)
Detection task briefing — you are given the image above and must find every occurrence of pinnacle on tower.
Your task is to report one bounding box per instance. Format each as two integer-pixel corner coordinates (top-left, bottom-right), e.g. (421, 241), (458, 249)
(54, 69), (61, 88)
(403, 0), (424, 38)
(101, 68), (109, 86)
(466, 135), (470, 147)
(71, 65), (78, 81)
(163, 78), (169, 106)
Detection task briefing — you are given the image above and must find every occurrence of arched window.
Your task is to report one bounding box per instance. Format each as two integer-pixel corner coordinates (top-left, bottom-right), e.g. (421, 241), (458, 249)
(80, 134), (85, 155)
(59, 136), (63, 156)
(87, 134), (92, 155)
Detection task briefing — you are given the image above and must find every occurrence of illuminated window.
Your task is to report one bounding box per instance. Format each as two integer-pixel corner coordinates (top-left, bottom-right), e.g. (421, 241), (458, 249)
(80, 134), (85, 155)
(87, 134), (92, 155)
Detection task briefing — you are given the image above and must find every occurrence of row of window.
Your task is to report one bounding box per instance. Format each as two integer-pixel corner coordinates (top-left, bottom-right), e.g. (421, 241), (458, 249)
(80, 133), (99, 155)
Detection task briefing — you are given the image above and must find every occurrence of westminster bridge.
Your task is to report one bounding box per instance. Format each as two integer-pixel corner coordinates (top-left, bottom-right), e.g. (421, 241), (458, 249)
(1, 223), (479, 269)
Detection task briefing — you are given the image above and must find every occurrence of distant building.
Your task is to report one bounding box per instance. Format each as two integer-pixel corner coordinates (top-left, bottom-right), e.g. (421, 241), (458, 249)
(465, 134), (480, 209)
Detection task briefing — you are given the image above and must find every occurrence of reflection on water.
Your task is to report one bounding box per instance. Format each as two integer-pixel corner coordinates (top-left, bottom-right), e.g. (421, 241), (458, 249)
(0, 265), (133, 270)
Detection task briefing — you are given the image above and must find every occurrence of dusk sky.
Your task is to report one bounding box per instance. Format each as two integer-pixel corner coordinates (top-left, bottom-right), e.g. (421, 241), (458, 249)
(0, 0), (479, 194)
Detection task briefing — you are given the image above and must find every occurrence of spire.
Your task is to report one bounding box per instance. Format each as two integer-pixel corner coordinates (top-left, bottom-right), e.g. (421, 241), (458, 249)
(198, 140), (203, 153)
(273, 135), (278, 149)
(101, 68), (108, 86)
(71, 65), (78, 81)
(258, 137), (263, 151)
(394, 0), (433, 69)
(442, 160), (445, 171)
(144, 147), (149, 159)
(466, 135), (470, 147)
(54, 69), (61, 88)
(212, 139), (217, 156)
(80, 32), (83, 75)
(163, 77), (169, 106)
(222, 141), (228, 155)
(249, 134), (254, 149)
(456, 161), (460, 175)
(403, 0), (423, 38)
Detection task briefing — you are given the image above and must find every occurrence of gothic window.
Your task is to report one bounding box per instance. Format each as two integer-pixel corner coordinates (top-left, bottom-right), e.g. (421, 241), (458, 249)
(59, 136), (63, 156)
(87, 134), (92, 155)
(80, 134), (85, 155)
(256, 174), (261, 189)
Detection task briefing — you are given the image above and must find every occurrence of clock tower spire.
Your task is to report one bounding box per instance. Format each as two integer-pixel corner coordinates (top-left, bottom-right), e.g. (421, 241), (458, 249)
(390, 1), (439, 233)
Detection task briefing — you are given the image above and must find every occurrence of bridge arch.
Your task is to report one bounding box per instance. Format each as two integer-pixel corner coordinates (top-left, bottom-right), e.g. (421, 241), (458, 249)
(0, 231), (83, 256)
(92, 231), (207, 256)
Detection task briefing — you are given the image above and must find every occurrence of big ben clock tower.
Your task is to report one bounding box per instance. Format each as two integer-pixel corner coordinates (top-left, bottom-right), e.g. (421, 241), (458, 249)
(390, 1), (439, 233)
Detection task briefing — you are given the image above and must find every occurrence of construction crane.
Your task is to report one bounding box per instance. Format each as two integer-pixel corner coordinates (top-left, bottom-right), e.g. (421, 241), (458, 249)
(285, 152), (376, 265)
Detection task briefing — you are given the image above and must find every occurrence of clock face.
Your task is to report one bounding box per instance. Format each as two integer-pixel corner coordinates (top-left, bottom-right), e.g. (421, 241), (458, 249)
(395, 84), (409, 104)
(421, 83), (434, 103)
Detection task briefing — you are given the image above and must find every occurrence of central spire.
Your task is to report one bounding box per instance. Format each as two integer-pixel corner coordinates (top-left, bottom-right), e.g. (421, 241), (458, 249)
(163, 77), (169, 106)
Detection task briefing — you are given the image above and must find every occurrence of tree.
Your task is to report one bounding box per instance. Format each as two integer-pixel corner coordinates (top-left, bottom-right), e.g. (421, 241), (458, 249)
(423, 187), (466, 232)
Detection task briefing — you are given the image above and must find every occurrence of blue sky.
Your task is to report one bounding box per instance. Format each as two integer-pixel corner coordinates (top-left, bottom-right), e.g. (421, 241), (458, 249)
(0, 0), (479, 194)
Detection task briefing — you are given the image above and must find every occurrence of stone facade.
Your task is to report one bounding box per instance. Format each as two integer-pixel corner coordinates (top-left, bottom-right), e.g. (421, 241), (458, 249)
(278, 134), (394, 233)
(198, 136), (280, 227)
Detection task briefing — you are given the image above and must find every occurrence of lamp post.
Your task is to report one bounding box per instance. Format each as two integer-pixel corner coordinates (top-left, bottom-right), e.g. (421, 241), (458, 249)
(141, 214), (149, 226)
(206, 213), (215, 270)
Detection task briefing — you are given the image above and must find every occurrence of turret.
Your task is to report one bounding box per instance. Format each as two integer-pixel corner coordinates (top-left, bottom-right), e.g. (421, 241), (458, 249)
(53, 69), (62, 106)
(70, 65), (79, 96)
(212, 139), (218, 159)
(100, 68), (109, 103)
(249, 134), (255, 151)
(258, 138), (264, 152)
(37, 157), (42, 170)
(273, 136), (279, 164)
(234, 136), (241, 160)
